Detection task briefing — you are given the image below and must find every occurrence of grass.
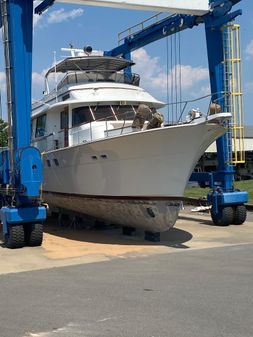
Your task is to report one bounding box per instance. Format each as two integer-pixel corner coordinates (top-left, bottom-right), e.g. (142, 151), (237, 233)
(184, 180), (253, 204)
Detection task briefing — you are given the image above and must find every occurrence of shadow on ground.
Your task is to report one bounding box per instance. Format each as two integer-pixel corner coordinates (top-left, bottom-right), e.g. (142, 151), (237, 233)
(179, 214), (215, 227)
(43, 216), (193, 249)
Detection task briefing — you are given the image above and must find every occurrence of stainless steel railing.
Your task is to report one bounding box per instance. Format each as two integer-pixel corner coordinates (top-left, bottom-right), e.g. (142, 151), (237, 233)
(31, 110), (136, 153)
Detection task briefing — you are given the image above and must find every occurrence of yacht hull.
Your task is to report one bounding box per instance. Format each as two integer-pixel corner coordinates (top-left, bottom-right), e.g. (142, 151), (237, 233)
(43, 192), (181, 232)
(42, 115), (228, 232)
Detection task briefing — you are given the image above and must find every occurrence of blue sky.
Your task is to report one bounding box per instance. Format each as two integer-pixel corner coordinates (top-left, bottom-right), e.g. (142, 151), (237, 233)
(0, 1), (252, 124)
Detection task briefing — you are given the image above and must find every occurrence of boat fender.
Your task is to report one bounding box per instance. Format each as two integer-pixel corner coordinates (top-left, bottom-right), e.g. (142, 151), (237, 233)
(132, 104), (151, 130)
(146, 112), (164, 130)
(209, 103), (222, 115)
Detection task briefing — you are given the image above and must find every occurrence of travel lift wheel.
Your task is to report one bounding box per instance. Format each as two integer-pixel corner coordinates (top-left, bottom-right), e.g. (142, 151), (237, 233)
(211, 205), (247, 226)
(24, 223), (43, 247)
(211, 206), (234, 226)
(4, 224), (25, 249)
(233, 205), (247, 225)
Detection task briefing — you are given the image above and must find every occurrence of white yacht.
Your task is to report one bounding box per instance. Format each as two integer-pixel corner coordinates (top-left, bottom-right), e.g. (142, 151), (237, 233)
(31, 48), (230, 233)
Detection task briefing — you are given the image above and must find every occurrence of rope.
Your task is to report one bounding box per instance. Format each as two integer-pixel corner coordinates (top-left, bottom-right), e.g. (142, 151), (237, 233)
(166, 31), (182, 124)
(178, 31), (182, 121)
(170, 35), (174, 123)
(166, 36), (170, 123)
(174, 33), (178, 122)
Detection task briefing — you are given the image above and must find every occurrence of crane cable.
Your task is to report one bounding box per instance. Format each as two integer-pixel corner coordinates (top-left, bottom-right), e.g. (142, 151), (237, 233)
(166, 31), (182, 124)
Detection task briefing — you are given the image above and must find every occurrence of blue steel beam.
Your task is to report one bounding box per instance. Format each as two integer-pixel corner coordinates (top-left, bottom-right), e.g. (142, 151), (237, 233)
(1, 0), (44, 199)
(0, 0), (46, 248)
(35, 0), (55, 15)
(105, 1), (241, 59)
(7, 0), (33, 150)
(204, 2), (241, 191)
(105, 14), (201, 57)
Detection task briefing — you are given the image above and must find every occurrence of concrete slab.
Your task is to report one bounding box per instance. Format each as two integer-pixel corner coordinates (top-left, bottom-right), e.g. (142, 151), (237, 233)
(0, 209), (252, 275)
(0, 209), (253, 337)
(1, 243), (253, 337)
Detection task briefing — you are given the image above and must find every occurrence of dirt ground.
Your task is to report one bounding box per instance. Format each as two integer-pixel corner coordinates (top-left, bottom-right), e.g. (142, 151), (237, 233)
(1, 208), (253, 275)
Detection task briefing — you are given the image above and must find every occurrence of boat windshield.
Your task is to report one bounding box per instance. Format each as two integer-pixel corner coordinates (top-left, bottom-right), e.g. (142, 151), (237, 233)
(93, 105), (115, 120)
(72, 106), (93, 126)
(72, 105), (137, 127)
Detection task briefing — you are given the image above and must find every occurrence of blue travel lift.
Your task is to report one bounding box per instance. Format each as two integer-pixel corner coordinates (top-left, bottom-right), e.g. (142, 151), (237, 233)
(0, 0), (46, 248)
(0, 0), (248, 249)
(104, 0), (248, 227)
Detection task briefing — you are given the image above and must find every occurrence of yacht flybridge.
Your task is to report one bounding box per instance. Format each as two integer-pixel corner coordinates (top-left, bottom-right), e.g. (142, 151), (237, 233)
(31, 48), (231, 233)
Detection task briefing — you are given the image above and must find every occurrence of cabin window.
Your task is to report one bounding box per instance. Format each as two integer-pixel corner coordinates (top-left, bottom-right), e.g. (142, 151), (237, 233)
(92, 105), (115, 121)
(114, 105), (137, 120)
(72, 106), (93, 126)
(35, 114), (46, 138)
(60, 109), (69, 130)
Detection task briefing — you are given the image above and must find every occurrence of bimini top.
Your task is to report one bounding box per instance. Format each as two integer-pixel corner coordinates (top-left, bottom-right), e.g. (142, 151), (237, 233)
(45, 56), (135, 78)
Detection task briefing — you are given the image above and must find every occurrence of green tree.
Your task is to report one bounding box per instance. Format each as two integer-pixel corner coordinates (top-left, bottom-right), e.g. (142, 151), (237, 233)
(0, 118), (8, 147)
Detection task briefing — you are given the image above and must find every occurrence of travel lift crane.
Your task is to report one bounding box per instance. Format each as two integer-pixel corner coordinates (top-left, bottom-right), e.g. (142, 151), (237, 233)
(79, 0), (248, 225)
(0, 0), (248, 249)
(61, 0), (247, 226)
(102, 0), (248, 226)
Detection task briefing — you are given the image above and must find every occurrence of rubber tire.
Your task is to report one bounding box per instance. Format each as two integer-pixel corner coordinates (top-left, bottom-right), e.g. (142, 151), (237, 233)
(233, 205), (247, 225)
(25, 223), (43, 247)
(5, 225), (25, 249)
(211, 206), (234, 226)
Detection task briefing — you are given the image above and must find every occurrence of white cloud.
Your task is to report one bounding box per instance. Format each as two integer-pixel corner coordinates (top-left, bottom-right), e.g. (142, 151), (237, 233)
(33, 3), (84, 28)
(132, 48), (209, 94)
(47, 8), (84, 24)
(33, 14), (42, 27)
(199, 85), (211, 96)
(32, 71), (45, 86)
(246, 40), (253, 59)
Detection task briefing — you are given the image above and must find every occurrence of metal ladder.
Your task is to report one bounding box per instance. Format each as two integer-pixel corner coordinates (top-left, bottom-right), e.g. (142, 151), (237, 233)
(222, 23), (245, 165)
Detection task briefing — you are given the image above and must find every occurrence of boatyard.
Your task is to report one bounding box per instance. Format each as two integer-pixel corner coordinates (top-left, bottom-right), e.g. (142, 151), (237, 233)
(0, 0), (253, 336)
(0, 0), (250, 244)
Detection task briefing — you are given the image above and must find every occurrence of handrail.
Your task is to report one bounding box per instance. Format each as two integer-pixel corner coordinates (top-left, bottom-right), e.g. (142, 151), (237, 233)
(32, 93), (226, 153)
(32, 109), (135, 152)
(118, 12), (174, 45)
(164, 91), (231, 123)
